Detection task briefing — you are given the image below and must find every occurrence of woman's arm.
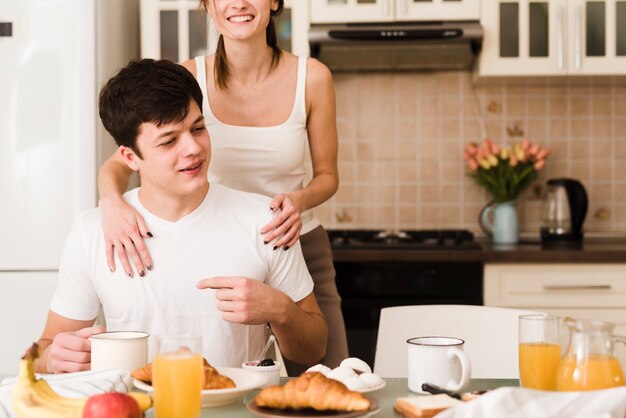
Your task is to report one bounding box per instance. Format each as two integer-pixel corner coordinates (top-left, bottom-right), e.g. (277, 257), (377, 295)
(98, 151), (153, 277)
(263, 59), (339, 248)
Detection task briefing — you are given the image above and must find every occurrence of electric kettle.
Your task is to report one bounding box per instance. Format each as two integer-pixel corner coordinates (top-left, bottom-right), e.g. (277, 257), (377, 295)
(540, 178), (588, 242)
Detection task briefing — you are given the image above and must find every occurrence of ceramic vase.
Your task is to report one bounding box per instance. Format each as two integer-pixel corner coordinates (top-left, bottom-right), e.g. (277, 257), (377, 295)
(479, 200), (519, 244)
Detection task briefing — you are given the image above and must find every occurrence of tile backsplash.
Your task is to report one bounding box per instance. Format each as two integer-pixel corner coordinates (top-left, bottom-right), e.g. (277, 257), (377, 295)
(315, 71), (626, 234)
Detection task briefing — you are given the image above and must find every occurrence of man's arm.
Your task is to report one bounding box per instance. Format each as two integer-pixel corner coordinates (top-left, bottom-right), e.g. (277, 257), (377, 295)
(268, 292), (328, 365)
(196, 278), (328, 366)
(32, 310), (102, 374)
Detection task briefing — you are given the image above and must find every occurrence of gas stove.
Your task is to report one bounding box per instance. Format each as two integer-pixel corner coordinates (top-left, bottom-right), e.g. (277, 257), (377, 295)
(328, 229), (482, 250)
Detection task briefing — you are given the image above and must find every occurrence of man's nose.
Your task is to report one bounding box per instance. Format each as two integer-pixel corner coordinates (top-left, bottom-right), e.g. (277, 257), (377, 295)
(181, 133), (202, 155)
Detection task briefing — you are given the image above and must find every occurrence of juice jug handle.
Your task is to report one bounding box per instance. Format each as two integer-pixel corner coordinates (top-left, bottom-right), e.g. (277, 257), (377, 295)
(613, 335), (626, 345)
(479, 201), (496, 238)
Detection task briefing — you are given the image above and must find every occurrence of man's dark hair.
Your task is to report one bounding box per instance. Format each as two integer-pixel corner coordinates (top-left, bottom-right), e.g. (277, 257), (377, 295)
(99, 59), (203, 157)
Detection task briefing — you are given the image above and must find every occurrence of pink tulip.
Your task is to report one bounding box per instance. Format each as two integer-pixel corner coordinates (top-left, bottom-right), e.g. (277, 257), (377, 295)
(466, 143), (478, 156)
(534, 159), (546, 170)
(529, 143), (540, 156)
(521, 138), (531, 150)
(535, 147), (551, 161)
(490, 142), (500, 155)
(509, 155), (518, 167)
(463, 150), (471, 161)
(468, 159), (478, 171)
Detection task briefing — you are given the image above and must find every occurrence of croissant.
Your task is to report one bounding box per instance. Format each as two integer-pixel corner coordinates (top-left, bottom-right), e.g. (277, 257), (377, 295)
(254, 372), (371, 412)
(131, 357), (236, 389)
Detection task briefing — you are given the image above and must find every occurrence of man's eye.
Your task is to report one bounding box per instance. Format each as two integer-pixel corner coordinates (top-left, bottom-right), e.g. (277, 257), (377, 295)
(161, 138), (175, 146)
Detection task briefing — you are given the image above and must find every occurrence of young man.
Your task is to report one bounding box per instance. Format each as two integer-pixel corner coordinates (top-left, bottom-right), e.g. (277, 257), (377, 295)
(33, 59), (327, 374)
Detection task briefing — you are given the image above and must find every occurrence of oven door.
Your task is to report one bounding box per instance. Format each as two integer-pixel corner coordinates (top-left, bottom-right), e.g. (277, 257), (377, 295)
(335, 261), (483, 367)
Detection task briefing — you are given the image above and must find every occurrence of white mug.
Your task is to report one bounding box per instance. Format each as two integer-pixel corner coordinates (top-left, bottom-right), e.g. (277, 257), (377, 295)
(407, 336), (471, 394)
(90, 331), (149, 372)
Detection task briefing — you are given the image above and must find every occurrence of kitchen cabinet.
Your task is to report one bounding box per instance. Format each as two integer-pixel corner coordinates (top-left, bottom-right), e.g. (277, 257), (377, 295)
(310, 0), (480, 23)
(484, 263), (626, 367)
(478, 0), (626, 76)
(140, 0), (309, 60)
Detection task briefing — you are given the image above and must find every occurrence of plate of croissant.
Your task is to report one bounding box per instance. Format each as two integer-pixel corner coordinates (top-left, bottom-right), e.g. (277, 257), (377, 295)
(132, 357), (267, 407)
(247, 372), (379, 418)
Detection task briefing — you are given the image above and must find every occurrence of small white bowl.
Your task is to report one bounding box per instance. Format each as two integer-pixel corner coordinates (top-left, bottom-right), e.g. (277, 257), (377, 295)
(242, 361), (281, 388)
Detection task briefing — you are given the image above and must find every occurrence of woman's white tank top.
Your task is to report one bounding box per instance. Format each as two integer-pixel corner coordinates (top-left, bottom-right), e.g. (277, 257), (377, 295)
(194, 55), (319, 235)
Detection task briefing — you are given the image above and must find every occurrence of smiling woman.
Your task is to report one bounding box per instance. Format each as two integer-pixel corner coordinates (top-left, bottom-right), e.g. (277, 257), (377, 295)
(97, 0), (346, 376)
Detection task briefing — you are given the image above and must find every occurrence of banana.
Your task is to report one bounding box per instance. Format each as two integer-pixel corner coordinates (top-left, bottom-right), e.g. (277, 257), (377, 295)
(128, 391), (153, 411)
(11, 343), (153, 418)
(11, 348), (84, 418)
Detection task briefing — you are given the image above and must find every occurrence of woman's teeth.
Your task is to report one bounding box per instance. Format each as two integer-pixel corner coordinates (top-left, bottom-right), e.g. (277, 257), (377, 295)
(229, 15), (253, 22)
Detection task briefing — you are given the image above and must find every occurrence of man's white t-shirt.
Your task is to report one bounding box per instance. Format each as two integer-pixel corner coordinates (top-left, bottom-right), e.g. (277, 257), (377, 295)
(49, 183), (314, 367)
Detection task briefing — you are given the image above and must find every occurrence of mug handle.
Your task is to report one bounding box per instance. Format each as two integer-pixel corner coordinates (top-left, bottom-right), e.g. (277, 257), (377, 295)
(478, 201), (496, 238)
(445, 348), (471, 392)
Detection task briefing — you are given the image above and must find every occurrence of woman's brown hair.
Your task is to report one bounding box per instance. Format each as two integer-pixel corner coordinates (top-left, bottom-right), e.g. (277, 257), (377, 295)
(201, 0), (284, 89)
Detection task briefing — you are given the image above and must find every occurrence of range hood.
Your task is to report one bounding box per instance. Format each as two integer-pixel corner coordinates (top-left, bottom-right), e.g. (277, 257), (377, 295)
(309, 21), (483, 71)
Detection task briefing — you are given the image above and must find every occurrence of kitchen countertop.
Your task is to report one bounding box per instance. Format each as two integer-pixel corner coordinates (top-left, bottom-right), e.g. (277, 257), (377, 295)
(331, 237), (626, 264)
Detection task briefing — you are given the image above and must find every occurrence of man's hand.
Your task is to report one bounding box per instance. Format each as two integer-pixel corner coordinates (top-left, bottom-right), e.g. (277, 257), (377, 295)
(45, 325), (105, 373)
(196, 277), (288, 325)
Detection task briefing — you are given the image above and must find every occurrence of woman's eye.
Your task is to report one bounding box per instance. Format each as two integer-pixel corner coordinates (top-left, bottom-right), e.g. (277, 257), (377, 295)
(193, 126), (206, 133)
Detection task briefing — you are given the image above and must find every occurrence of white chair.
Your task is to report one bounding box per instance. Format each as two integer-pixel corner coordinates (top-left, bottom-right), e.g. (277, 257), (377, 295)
(374, 305), (543, 379)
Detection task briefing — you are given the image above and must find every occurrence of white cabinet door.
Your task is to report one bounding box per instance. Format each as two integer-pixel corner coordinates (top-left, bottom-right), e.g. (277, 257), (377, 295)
(479, 0), (626, 76)
(485, 263), (626, 371)
(399, 0), (480, 21)
(0, 272), (58, 375)
(310, 0), (394, 23)
(567, 0), (626, 74)
(479, 0), (567, 76)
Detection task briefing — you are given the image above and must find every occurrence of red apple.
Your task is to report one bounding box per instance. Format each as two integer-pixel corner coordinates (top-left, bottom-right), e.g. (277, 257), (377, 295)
(83, 392), (141, 418)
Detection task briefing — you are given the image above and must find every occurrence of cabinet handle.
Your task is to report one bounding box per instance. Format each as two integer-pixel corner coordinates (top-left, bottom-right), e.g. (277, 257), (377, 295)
(382, 0), (390, 17)
(557, 5), (564, 70)
(543, 284), (612, 291)
(575, 4), (582, 70)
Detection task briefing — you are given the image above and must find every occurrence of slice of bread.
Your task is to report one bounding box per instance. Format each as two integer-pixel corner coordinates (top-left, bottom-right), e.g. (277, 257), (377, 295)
(394, 394), (463, 418)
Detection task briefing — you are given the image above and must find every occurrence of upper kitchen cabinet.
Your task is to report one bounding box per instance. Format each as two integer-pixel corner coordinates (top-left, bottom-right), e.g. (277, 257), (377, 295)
(140, 0), (309, 60)
(310, 0), (480, 23)
(478, 0), (626, 76)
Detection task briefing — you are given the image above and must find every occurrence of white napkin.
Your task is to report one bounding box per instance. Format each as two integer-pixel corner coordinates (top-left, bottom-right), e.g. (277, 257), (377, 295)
(436, 386), (626, 418)
(0, 369), (133, 418)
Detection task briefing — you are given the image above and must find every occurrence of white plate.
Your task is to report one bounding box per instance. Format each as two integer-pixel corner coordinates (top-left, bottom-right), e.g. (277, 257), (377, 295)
(133, 367), (267, 407)
(356, 379), (386, 394)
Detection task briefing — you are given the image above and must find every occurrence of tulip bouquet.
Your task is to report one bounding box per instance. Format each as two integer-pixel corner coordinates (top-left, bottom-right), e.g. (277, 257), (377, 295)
(463, 138), (550, 203)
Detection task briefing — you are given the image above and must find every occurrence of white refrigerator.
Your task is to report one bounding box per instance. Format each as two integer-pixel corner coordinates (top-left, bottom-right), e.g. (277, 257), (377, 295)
(0, 0), (138, 374)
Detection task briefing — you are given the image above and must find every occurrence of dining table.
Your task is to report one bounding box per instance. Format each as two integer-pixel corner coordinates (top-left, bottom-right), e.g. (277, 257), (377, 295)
(144, 378), (518, 418)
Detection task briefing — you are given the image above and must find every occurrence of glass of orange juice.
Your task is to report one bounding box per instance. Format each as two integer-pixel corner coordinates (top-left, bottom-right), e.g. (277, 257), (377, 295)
(519, 314), (561, 390)
(153, 334), (203, 418)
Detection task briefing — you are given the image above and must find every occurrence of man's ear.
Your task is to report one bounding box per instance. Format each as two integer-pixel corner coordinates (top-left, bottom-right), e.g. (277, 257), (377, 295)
(119, 146), (140, 172)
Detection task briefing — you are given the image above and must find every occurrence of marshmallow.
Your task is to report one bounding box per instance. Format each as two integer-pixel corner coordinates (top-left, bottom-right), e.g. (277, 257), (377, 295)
(340, 357), (372, 374)
(359, 372), (383, 388)
(306, 364), (332, 376)
(327, 366), (357, 382)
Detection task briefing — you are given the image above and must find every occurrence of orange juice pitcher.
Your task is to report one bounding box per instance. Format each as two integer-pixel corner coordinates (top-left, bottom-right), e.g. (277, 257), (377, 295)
(557, 317), (625, 391)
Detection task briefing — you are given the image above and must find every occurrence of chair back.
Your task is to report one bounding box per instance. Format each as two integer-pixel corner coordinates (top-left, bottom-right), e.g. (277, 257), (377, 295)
(374, 305), (542, 378)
